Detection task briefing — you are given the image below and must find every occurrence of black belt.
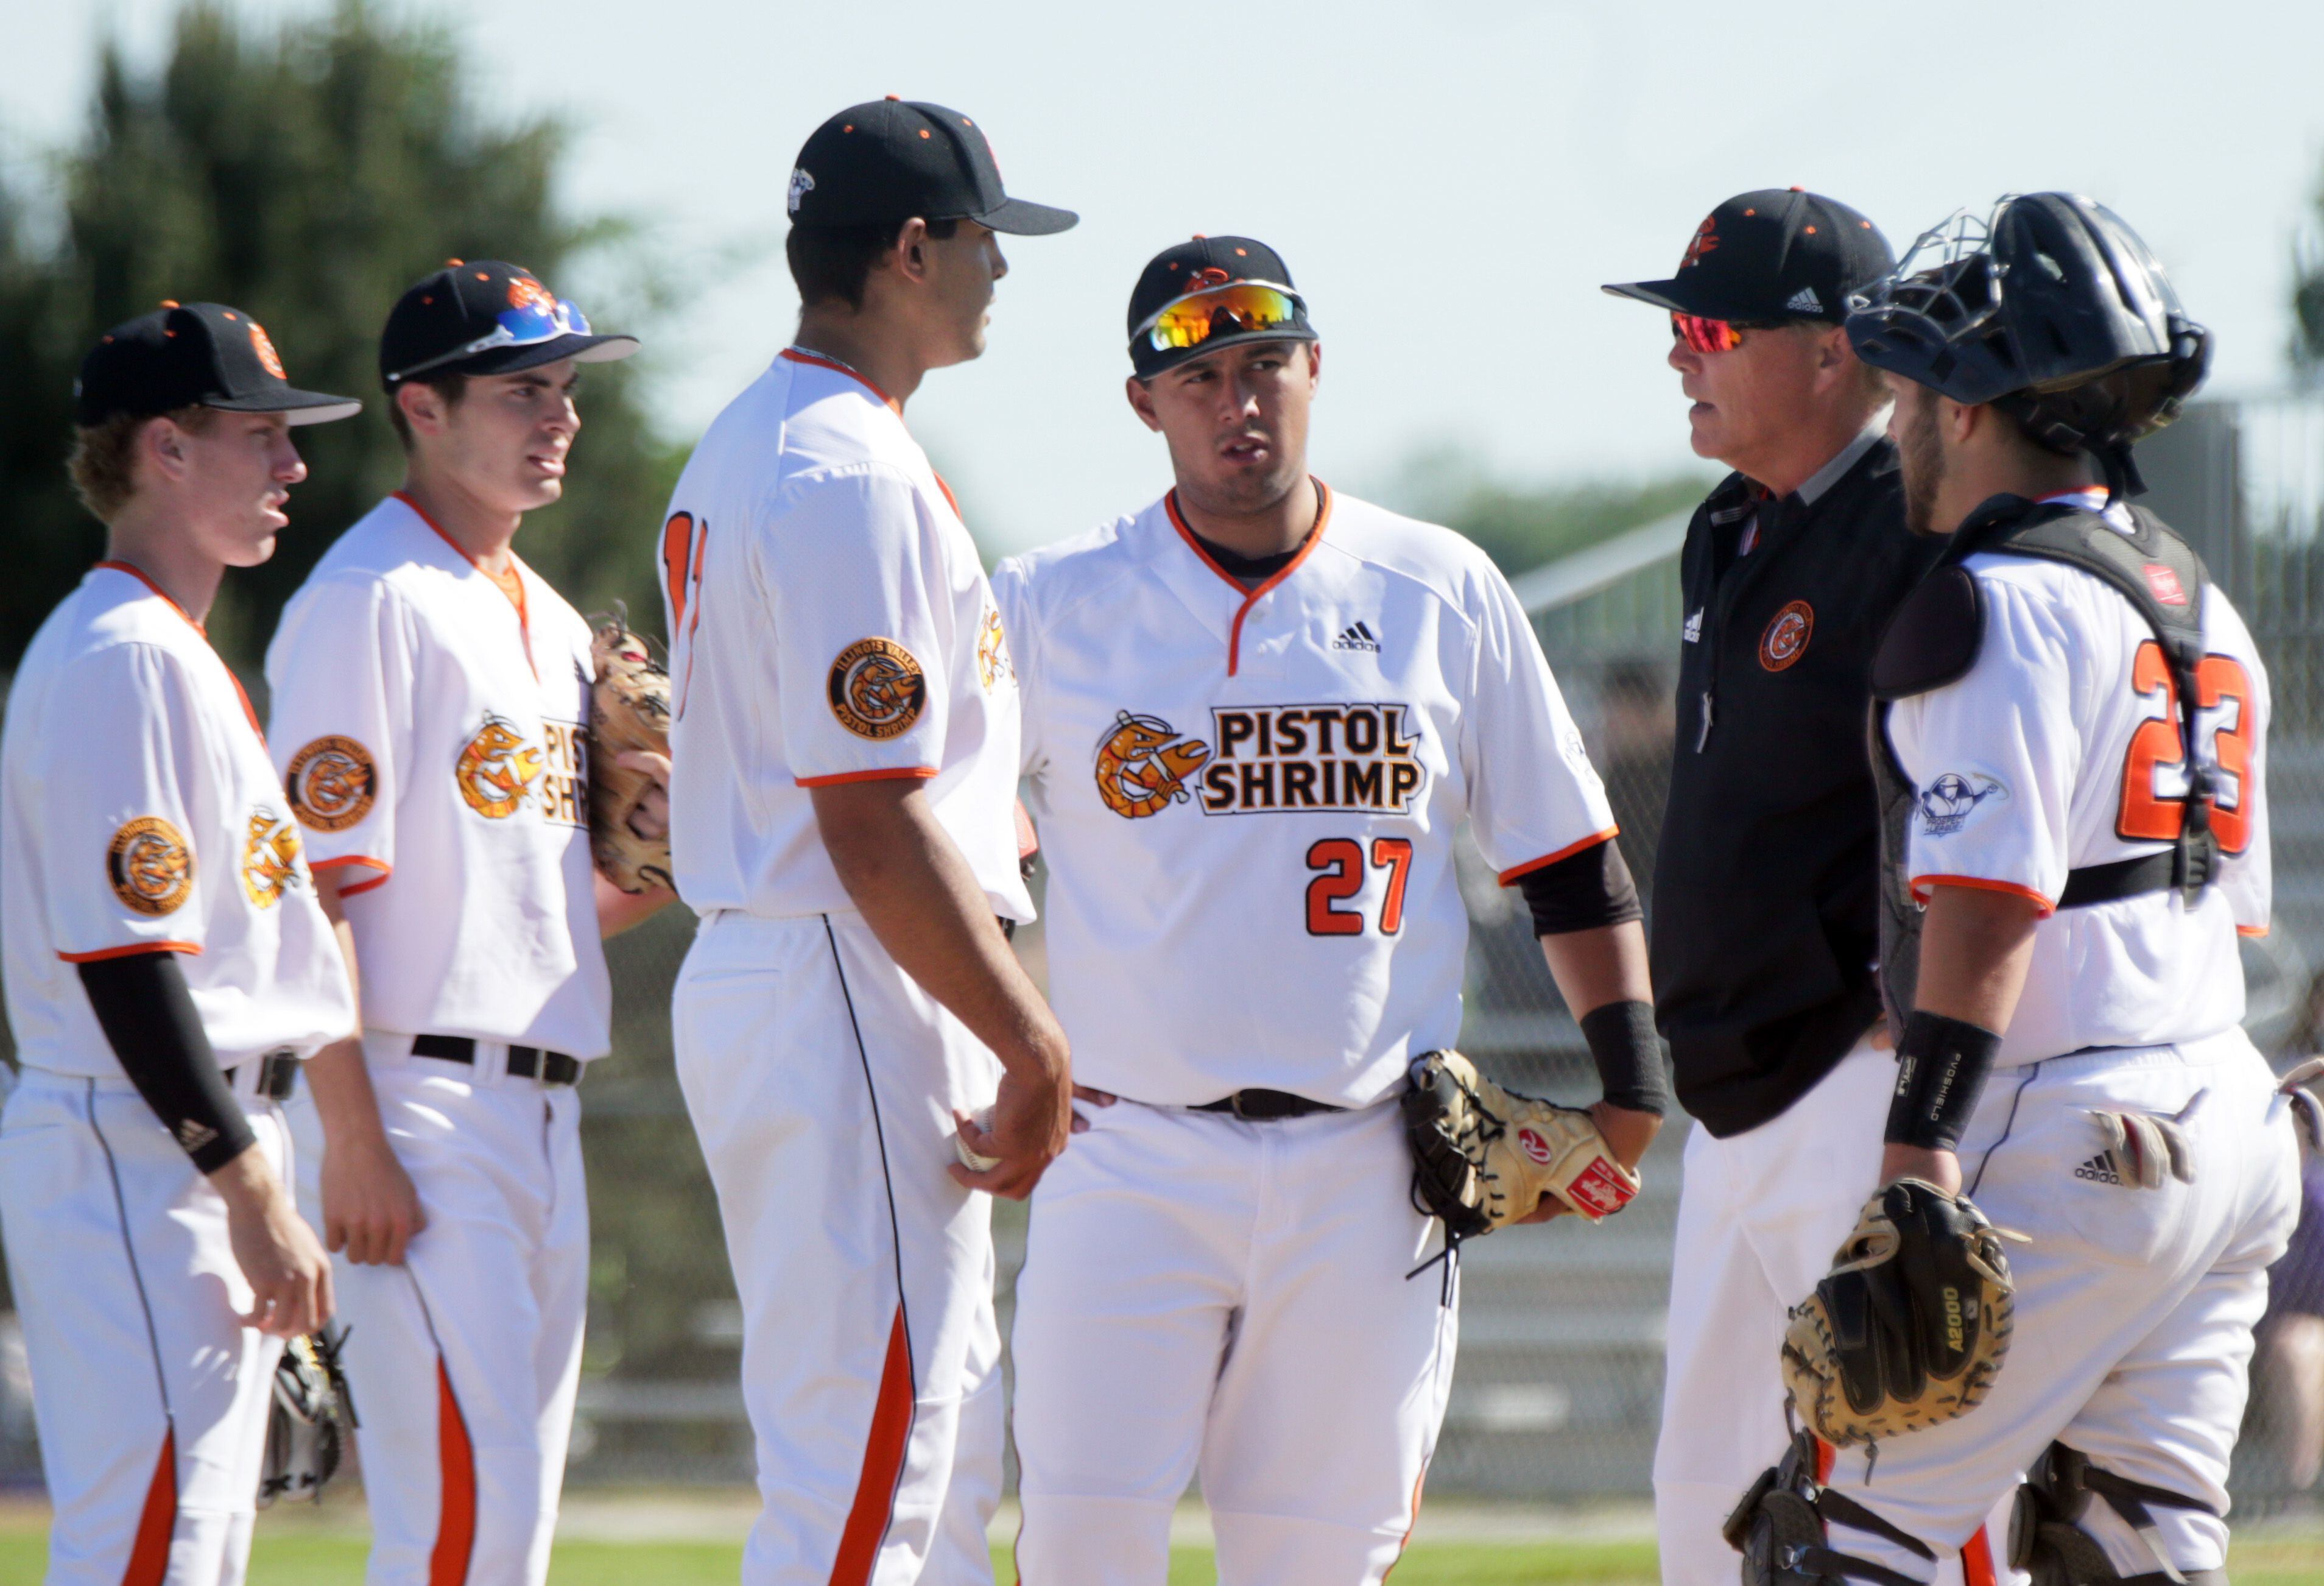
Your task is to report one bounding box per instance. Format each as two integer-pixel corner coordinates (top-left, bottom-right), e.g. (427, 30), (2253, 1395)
(410, 1034), (581, 1087)
(235, 1050), (298, 1102)
(1191, 1088), (1343, 1121)
(2058, 851), (2178, 909)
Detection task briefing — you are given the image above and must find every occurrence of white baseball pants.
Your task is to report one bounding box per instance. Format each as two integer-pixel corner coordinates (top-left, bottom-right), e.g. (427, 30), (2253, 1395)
(284, 1037), (588, 1586)
(673, 911), (1004, 1586)
(0, 1065), (289, 1586)
(1009, 1097), (1458, 1586)
(1820, 1029), (2302, 1584)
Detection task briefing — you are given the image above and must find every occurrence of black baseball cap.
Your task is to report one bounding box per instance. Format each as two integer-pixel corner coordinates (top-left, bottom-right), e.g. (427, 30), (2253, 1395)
(380, 260), (638, 386)
(1604, 188), (1893, 324)
(787, 98), (1076, 236)
(1127, 236), (1316, 381)
(75, 301), (361, 428)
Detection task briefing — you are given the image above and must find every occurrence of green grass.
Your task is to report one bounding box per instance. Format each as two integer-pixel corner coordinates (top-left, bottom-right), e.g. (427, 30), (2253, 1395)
(0, 1531), (2314, 1585)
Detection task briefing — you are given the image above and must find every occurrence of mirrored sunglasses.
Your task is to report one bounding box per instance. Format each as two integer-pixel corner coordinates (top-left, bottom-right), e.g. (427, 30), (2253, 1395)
(390, 295), (596, 382)
(1139, 282), (1305, 354)
(1669, 312), (1781, 354)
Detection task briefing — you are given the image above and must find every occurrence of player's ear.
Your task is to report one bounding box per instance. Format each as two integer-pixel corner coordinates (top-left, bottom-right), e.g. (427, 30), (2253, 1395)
(395, 381), (441, 439)
(1125, 375), (1163, 434)
(892, 217), (932, 285)
(141, 413), (193, 484)
(1304, 340), (1322, 390)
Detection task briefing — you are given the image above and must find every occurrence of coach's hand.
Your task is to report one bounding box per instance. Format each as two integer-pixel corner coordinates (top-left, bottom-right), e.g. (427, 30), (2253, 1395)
(213, 1151), (333, 1338)
(949, 1040), (1072, 1200)
(324, 1130), (429, 1266)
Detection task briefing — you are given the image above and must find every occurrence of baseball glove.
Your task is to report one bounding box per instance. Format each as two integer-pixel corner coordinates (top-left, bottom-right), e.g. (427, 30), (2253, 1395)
(1780, 1179), (2017, 1448)
(259, 1328), (357, 1507)
(1402, 1049), (1642, 1241)
(588, 613), (674, 895)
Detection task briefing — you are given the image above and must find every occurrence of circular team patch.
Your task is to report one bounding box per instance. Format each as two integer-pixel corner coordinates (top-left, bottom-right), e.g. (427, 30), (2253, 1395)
(285, 735), (378, 831)
(1759, 599), (1814, 672)
(828, 638), (928, 741)
(108, 816), (194, 916)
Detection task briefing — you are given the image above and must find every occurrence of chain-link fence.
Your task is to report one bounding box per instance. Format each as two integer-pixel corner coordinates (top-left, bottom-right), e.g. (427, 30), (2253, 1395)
(3, 400), (2323, 1511)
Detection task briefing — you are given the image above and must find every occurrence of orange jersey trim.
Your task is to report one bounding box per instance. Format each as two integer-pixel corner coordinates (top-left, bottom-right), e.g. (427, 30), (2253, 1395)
(57, 940), (201, 964)
(314, 855), (392, 897)
(393, 490), (538, 678)
(2238, 923), (2270, 939)
(1496, 827), (1620, 886)
(782, 346), (903, 415)
(795, 766), (940, 788)
(123, 1428), (177, 1586)
(1165, 482), (1335, 677)
(92, 560), (265, 738)
(1963, 1526), (1999, 1586)
(430, 1358), (476, 1586)
(831, 1307), (915, 1586)
(1910, 873), (2056, 917)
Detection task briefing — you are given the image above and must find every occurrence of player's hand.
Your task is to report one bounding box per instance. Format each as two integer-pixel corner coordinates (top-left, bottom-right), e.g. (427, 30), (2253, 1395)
(1069, 1083), (1116, 1134)
(1514, 1193), (1570, 1225)
(949, 1048), (1072, 1199)
(615, 749), (671, 844)
(322, 1130), (428, 1266)
(212, 1151), (334, 1337)
(1588, 1099), (1661, 1170)
(1879, 1142), (1963, 1196)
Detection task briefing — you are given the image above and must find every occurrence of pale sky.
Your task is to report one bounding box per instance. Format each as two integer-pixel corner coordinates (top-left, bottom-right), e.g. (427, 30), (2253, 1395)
(8, 1), (2321, 555)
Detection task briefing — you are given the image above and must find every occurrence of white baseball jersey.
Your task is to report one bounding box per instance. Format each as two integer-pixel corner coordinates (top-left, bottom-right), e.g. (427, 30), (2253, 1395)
(661, 348), (1030, 923)
(995, 486), (1615, 1108)
(1887, 491), (2269, 1067)
(1, 562), (351, 1077)
(266, 493), (610, 1058)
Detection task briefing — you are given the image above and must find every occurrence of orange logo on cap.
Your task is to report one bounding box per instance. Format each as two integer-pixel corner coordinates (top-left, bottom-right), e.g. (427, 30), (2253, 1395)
(1681, 216), (1719, 269)
(507, 275), (556, 314)
(248, 321), (286, 379)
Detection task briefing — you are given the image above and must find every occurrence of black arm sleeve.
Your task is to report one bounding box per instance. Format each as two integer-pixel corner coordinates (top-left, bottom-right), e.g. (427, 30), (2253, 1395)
(75, 952), (256, 1174)
(1516, 837), (1643, 938)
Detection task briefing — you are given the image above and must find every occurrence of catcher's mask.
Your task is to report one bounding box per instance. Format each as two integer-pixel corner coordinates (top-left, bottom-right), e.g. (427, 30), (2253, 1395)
(1843, 194), (2210, 498)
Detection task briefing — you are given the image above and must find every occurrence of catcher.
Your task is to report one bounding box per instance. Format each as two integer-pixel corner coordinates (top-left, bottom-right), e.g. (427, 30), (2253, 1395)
(997, 234), (1662, 1585)
(1737, 196), (2304, 1586)
(265, 261), (670, 1586)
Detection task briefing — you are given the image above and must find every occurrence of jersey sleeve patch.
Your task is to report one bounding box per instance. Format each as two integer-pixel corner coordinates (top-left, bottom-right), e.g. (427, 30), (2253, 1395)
(107, 816), (195, 916)
(828, 638), (928, 741)
(239, 809), (307, 909)
(1915, 772), (2010, 837)
(284, 735), (379, 832)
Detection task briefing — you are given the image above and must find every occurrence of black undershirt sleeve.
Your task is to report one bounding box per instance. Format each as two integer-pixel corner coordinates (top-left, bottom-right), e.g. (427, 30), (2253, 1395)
(1515, 837), (1643, 937)
(75, 952), (255, 1174)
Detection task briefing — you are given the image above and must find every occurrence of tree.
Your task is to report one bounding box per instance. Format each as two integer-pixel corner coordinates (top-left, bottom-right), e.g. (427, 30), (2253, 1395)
(1378, 445), (1710, 577)
(0, 0), (683, 676)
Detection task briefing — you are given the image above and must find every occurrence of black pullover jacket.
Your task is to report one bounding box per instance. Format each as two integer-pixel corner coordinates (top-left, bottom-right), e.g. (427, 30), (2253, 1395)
(1650, 431), (1945, 1137)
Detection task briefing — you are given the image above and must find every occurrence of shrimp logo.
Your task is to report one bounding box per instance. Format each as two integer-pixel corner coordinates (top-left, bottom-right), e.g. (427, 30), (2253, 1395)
(507, 274), (557, 315)
(976, 603), (1013, 692)
(247, 320), (286, 379)
(107, 816), (194, 917)
(1680, 214), (1720, 269)
(455, 714), (544, 819)
(240, 809), (305, 908)
(285, 735), (378, 832)
(827, 638), (928, 741)
(1093, 711), (1213, 820)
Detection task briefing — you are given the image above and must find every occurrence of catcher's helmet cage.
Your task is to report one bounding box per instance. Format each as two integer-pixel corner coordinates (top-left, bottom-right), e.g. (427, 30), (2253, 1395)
(1845, 194), (2210, 492)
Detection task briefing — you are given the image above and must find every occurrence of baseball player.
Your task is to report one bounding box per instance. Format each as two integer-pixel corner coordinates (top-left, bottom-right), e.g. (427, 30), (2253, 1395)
(660, 100), (1076, 1585)
(0, 304), (358, 1584)
(1599, 190), (1964, 1585)
(1734, 195), (2303, 1586)
(265, 261), (660, 1586)
(995, 236), (1666, 1586)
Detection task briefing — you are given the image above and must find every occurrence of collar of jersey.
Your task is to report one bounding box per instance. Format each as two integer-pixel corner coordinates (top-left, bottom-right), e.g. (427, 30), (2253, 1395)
(781, 346), (902, 415)
(1163, 480), (1334, 677)
(90, 559), (264, 737)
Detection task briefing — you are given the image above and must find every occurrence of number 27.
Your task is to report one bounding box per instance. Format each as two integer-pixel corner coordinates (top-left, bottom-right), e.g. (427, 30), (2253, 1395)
(1306, 837), (1414, 936)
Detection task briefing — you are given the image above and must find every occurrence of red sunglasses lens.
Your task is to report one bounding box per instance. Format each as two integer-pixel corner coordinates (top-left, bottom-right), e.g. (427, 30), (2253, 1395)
(1671, 313), (1743, 353)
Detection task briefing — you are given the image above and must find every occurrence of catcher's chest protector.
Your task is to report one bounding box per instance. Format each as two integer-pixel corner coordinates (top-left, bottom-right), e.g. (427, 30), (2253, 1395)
(1867, 498), (2214, 1032)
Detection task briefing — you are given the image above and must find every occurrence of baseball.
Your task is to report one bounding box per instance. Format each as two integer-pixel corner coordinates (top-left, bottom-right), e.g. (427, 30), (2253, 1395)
(956, 1107), (1001, 1173)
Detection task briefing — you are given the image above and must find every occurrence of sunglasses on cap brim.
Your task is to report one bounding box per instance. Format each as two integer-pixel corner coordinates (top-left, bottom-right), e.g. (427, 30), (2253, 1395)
(388, 295), (599, 382)
(1669, 312), (1793, 354)
(1137, 281), (1307, 354)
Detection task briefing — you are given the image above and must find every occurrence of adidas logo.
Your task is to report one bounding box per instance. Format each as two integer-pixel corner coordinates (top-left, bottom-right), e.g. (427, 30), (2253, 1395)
(1784, 286), (1822, 314)
(1332, 621), (1381, 653)
(176, 1120), (218, 1153)
(2072, 1152), (2122, 1186)
(1683, 609), (1703, 644)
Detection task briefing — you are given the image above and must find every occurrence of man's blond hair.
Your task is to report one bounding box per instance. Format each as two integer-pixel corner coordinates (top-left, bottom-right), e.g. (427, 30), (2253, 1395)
(67, 406), (216, 522)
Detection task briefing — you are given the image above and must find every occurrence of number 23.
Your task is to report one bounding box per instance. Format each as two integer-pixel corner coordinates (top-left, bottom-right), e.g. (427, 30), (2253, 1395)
(2118, 640), (2253, 854)
(1306, 837), (1414, 936)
